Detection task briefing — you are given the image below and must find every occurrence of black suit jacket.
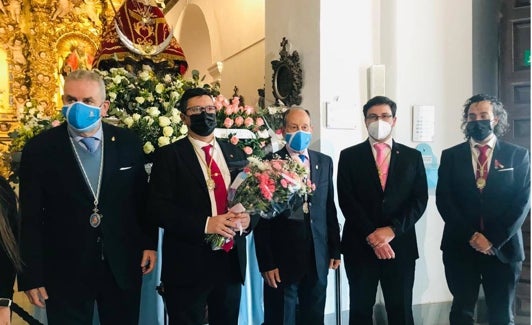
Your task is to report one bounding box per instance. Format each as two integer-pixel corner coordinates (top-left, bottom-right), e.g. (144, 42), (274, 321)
(18, 123), (157, 298)
(337, 139), (428, 262)
(148, 137), (252, 286)
(0, 176), (18, 299)
(436, 140), (531, 263)
(253, 148), (341, 284)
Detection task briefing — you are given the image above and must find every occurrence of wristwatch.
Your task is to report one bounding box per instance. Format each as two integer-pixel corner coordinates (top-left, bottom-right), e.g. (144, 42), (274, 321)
(0, 298), (12, 307)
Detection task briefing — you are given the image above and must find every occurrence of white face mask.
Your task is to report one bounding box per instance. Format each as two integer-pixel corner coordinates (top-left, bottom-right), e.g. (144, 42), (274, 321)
(367, 120), (392, 141)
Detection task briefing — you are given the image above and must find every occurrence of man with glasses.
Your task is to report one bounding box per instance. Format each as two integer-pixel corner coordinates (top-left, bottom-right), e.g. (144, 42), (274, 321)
(148, 87), (254, 325)
(18, 70), (157, 324)
(337, 96), (428, 325)
(436, 94), (530, 325)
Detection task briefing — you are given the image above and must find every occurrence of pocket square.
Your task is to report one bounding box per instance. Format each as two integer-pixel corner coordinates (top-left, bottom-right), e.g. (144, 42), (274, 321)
(119, 166), (133, 171)
(496, 167), (514, 172)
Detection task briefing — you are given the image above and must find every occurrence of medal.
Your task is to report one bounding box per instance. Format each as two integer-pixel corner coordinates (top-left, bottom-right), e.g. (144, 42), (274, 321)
(90, 212), (102, 228)
(206, 178), (216, 190)
(476, 177), (486, 190)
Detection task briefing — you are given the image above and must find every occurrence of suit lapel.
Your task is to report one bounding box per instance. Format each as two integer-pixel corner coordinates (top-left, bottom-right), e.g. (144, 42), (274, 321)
(361, 140), (383, 192)
(182, 138), (210, 195)
(458, 142), (479, 192)
(308, 150), (319, 183)
(101, 124), (118, 200)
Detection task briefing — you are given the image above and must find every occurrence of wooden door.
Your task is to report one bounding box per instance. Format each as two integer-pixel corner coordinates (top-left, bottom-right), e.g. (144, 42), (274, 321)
(499, 0), (530, 324)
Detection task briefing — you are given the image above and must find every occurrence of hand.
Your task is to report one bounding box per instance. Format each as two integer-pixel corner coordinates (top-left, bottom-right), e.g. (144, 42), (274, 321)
(206, 212), (238, 238)
(469, 232), (493, 254)
(25, 287), (48, 308)
(329, 258), (341, 270)
(366, 226), (395, 248)
(231, 212), (250, 233)
(262, 268), (281, 289)
(0, 306), (10, 325)
(141, 249), (157, 275)
(373, 243), (396, 259)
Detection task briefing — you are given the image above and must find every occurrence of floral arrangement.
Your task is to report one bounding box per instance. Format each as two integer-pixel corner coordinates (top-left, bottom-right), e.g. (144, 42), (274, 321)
(97, 66), (219, 155)
(214, 95), (271, 157)
(263, 104), (288, 138)
(205, 154), (315, 250)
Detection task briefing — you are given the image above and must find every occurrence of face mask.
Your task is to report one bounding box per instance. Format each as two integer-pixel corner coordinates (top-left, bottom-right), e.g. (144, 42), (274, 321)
(189, 112), (217, 136)
(367, 120), (392, 141)
(284, 130), (312, 152)
(466, 120), (493, 142)
(62, 102), (101, 133)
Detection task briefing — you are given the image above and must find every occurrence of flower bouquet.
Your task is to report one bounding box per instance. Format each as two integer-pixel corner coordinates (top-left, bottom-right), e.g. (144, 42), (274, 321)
(205, 154), (315, 250)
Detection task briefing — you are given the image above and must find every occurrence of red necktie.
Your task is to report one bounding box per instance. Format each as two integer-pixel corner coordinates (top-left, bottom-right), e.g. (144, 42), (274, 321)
(374, 143), (389, 189)
(476, 144), (489, 230)
(201, 145), (228, 214)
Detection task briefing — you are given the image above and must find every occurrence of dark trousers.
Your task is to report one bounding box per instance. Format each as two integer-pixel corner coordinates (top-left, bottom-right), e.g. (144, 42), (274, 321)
(262, 266), (327, 325)
(45, 260), (141, 325)
(164, 279), (242, 325)
(344, 253), (415, 325)
(443, 250), (522, 325)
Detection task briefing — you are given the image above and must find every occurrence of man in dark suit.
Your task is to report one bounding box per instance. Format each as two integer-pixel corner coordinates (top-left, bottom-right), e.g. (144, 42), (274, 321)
(18, 70), (158, 324)
(148, 87), (254, 325)
(436, 94), (530, 325)
(337, 96), (428, 325)
(254, 107), (341, 325)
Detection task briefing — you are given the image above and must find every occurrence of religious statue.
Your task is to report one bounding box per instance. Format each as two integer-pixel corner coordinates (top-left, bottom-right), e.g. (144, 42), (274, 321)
(93, 0), (188, 76)
(62, 43), (94, 75)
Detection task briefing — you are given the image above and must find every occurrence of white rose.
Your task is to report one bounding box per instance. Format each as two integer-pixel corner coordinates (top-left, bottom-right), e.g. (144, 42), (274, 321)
(257, 129), (270, 139)
(158, 136), (170, 147)
(147, 107), (160, 117)
(155, 83), (165, 94)
(135, 97), (145, 104)
(139, 71), (150, 81)
(170, 91), (180, 100)
(147, 95), (155, 102)
(123, 116), (134, 128)
(143, 116), (154, 126)
(164, 74), (172, 83)
(170, 115), (181, 124)
(179, 124), (188, 134)
(158, 116), (171, 127)
(108, 92), (117, 101)
(132, 113), (141, 121)
(171, 108), (179, 117)
(162, 126), (174, 137)
(143, 142), (155, 154)
(112, 76), (122, 84)
(142, 64), (153, 72)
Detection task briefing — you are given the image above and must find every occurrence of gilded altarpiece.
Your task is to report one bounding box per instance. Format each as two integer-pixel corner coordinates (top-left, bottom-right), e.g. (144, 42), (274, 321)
(0, 0), (121, 138)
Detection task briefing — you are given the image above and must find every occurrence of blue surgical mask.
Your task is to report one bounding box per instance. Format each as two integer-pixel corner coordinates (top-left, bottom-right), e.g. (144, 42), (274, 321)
(284, 130), (312, 152)
(62, 102), (101, 133)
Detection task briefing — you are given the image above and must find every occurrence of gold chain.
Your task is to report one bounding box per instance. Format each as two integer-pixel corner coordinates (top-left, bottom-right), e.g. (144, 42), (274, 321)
(192, 143), (216, 191)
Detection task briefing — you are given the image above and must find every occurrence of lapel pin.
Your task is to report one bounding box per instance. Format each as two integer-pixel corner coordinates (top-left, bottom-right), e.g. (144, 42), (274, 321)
(111, 136), (115, 142)
(230, 154), (234, 158)
(316, 165), (319, 170)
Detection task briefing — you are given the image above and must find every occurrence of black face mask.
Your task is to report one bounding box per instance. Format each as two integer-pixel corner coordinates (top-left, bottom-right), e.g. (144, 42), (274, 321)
(466, 120), (493, 142)
(189, 112), (217, 136)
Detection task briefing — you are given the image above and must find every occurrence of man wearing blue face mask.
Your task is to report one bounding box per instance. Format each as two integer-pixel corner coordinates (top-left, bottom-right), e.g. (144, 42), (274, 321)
(337, 96), (428, 325)
(436, 94), (530, 325)
(254, 107), (341, 325)
(18, 70), (158, 324)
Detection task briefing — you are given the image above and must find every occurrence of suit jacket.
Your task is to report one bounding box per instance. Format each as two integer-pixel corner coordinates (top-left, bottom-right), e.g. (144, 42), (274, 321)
(148, 137), (252, 286)
(253, 148), (341, 284)
(0, 176), (18, 299)
(436, 140), (531, 263)
(337, 139), (428, 262)
(18, 123), (157, 298)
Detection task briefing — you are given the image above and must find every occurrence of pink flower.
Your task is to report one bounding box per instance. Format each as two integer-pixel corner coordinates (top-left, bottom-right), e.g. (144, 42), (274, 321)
(271, 161), (283, 171)
(243, 146), (253, 155)
(221, 239), (234, 252)
(255, 117), (264, 127)
(51, 120), (61, 127)
(280, 179), (288, 188)
(244, 105), (254, 115)
(223, 117), (234, 128)
(230, 135), (239, 145)
(231, 97), (240, 107)
(224, 106), (234, 115)
(234, 116), (244, 127)
(244, 117), (254, 127)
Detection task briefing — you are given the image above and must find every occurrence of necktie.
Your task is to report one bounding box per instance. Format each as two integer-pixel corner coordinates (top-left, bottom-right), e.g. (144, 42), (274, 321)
(374, 143), (389, 190)
(299, 154), (306, 162)
(201, 145), (228, 215)
(476, 144), (490, 230)
(80, 137), (97, 153)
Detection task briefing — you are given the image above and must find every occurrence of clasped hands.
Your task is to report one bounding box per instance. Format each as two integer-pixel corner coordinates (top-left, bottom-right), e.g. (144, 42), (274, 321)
(469, 232), (494, 255)
(206, 211), (250, 239)
(366, 226), (396, 260)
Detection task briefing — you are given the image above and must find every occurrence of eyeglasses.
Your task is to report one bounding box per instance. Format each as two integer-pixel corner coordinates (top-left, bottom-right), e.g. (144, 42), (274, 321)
(186, 105), (217, 115)
(365, 114), (393, 122)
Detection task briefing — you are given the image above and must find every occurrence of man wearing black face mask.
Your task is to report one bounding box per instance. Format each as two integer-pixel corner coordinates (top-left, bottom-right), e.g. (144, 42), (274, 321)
(148, 87), (256, 325)
(436, 94), (531, 325)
